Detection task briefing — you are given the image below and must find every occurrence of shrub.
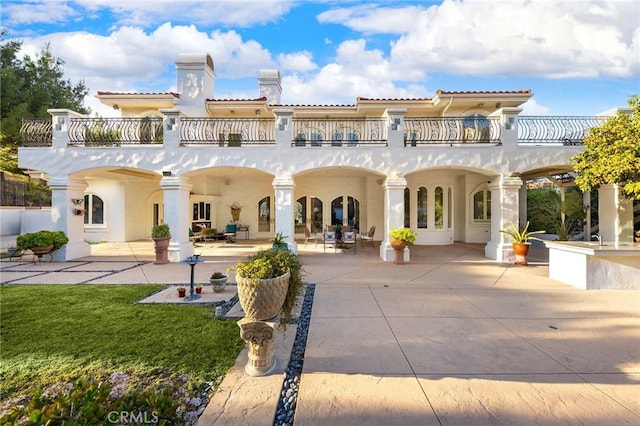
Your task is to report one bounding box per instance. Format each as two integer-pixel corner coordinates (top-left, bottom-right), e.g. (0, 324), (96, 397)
(151, 224), (171, 239)
(16, 230), (68, 250)
(389, 228), (416, 245)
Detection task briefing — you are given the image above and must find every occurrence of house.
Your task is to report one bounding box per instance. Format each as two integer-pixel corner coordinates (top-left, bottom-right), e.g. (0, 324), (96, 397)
(17, 53), (634, 263)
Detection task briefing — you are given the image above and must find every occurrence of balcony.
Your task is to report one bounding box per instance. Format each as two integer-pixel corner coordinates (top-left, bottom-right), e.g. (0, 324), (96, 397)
(20, 115), (609, 148)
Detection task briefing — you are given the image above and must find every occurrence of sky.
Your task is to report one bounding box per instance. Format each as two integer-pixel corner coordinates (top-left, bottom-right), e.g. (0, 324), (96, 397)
(1, 0), (639, 118)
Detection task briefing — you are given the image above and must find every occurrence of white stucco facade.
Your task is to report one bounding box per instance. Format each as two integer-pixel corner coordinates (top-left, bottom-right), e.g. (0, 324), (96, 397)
(17, 52), (631, 262)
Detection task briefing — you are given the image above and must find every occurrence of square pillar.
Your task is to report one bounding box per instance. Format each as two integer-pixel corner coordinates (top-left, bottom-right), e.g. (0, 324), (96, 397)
(273, 109), (294, 149)
(380, 176), (409, 262)
(160, 175), (194, 262)
(598, 184), (634, 242)
(384, 108), (407, 148)
(485, 175), (523, 261)
(273, 176), (297, 253)
(48, 176), (91, 261)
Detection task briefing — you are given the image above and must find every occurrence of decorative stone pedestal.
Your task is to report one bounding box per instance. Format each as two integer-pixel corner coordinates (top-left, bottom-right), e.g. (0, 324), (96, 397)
(238, 318), (277, 376)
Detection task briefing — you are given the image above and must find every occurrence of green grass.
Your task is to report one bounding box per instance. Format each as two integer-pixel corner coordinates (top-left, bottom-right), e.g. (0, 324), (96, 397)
(0, 285), (244, 399)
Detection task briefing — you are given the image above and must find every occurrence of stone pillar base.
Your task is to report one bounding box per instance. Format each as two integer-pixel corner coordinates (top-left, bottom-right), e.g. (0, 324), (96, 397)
(238, 318), (277, 376)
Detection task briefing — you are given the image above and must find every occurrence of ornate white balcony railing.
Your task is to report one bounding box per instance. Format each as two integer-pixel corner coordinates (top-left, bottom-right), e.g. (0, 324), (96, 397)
(67, 117), (164, 146)
(291, 118), (387, 147)
(518, 116), (608, 145)
(21, 119), (52, 147)
(403, 116), (502, 145)
(180, 118), (275, 145)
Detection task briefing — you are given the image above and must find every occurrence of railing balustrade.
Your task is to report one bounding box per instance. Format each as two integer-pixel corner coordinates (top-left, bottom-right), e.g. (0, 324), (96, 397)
(180, 118), (275, 146)
(518, 116), (608, 145)
(21, 119), (52, 147)
(68, 117), (163, 146)
(403, 116), (502, 145)
(291, 118), (387, 147)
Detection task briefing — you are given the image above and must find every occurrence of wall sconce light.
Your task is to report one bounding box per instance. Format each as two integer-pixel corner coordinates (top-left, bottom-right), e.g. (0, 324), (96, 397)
(71, 198), (84, 205)
(113, 104), (120, 110)
(162, 171), (172, 177)
(255, 109), (261, 116)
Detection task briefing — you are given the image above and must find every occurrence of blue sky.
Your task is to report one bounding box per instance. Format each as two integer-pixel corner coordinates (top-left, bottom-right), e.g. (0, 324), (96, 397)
(2, 0), (639, 117)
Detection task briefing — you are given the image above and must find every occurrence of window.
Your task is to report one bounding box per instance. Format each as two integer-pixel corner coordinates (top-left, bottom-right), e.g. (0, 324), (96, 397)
(84, 194), (104, 225)
(435, 186), (444, 229)
(192, 202), (211, 221)
(473, 189), (491, 221)
(311, 197), (323, 232)
(447, 187), (452, 229)
(404, 188), (410, 228)
(295, 130), (323, 146)
(417, 187), (428, 228)
(258, 196), (271, 232)
(346, 196), (360, 229)
(331, 197), (343, 226)
(218, 132), (242, 147)
(295, 197), (307, 233)
(463, 114), (490, 143)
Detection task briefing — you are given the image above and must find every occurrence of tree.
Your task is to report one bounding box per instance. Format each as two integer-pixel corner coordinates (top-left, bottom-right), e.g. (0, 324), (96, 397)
(0, 29), (90, 172)
(572, 95), (640, 200)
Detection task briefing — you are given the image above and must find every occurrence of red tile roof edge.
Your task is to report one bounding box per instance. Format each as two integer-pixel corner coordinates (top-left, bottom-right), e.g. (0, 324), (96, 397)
(97, 91), (180, 98)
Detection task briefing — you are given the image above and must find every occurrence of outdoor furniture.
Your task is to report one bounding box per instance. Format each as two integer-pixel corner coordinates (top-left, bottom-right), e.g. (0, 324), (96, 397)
(359, 225), (376, 248)
(189, 228), (203, 243)
(323, 231), (337, 253)
(342, 231), (357, 253)
(224, 224), (237, 243)
(304, 227), (320, 246)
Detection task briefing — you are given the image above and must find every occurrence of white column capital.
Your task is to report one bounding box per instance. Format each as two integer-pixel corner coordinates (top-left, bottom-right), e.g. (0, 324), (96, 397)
(272, 176), (295, 189)
(159, 175), (192, 191)
(382, 177), (407, 190)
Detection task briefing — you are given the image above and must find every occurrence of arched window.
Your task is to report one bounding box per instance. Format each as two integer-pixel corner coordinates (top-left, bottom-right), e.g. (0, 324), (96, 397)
(447, 187), (452, 229)
(331, 197), (343, 226)
(473, 189), (491, 221)
(404, 188), (410, 228)
(346, 196), (360, 229)
(84, 194), (104, 225)
(258, 196), (271, 232)
(295, 197), (307, 233)
(435, 186), (444, 229)
(463, 114), (490, 143)
(417, 187), (428, 228)
(311, 197), (323, 233)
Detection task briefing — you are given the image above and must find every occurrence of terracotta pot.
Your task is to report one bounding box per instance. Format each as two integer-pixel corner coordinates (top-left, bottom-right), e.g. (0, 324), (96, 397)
(390, 238), (407, 251)
(177, 289), (186, 297)
(153, 237), (171, 264)
(512, 242), (531, 265)
(236, 271), (290, 321)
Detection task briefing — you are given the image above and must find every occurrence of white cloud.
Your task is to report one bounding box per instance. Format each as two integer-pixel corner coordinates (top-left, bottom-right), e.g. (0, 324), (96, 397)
(277, 51), (318, 72)
(317, 4), (424, 35)
(520, 99), (551, 116)
(1, 0), (80, 25)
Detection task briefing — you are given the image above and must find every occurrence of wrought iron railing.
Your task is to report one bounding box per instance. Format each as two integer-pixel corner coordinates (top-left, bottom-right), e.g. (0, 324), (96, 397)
(68, 117), (164, 146)
(518, 116), (608, 145)
(21, 119), (52, 147)
(291, 118), (387, 147)
(180, 118), (275, 145)
(403, 116), (501, 145)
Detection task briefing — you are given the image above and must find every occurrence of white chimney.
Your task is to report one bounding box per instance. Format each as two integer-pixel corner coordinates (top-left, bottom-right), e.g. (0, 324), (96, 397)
(258, 69), (282, 105)
(175, 53), (215, 115)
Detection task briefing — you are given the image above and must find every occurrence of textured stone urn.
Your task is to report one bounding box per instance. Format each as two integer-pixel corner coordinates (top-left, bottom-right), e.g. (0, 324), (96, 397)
(152, 237), (170, 264)
(236, 271), (290, 321)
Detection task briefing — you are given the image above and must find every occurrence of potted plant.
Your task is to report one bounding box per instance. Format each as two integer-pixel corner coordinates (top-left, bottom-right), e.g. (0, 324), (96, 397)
(210, 271), (229, 292)
(500, 220), (545, 265)
(334, 223), (343, 240)
(271, 232), (288, 250)
(234, 248), (304, 325)
(16, 230), (69, 255)
(151, 224), (171, 264)
(389, 227), (416, 264)
(177, 286), (186, 297)
(195, 284), (203, 295)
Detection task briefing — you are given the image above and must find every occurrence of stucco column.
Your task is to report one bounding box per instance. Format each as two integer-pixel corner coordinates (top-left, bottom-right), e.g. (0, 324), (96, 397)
(160, 175), (194, 262)
(273, 109), (294, 149)
(380, 176), (408, 262)
(159, 108), (182, 151)
(49, 109), (83, 149)
(48, 176), (91, 261)
(273, 176), (297, 253)
(485, 175), (523, 262)
(491, 107), (522, 152)
(598, 184), (634, 242)
(384, 108), (407, 148)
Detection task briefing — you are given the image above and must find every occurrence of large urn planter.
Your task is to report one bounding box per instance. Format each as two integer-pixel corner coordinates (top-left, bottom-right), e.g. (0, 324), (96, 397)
(236, 271), (290, 321)
(390, 238), (407, 265)
(151, 224), (171, 265)
(30, 244), (54, 255)
(152, 237), (170, 264)
(512, 242), (531, 265)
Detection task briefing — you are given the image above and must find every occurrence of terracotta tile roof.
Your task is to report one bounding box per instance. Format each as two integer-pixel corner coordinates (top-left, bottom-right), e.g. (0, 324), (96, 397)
(436, 89), (531, 95)
(206, 97), (267, 102)
(272, 104), (356, 107)
(357, 97), (432, 102)
(97, 91), (180, 98)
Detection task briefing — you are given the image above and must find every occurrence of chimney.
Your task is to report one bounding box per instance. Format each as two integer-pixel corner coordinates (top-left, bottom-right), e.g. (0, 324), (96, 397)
(175, 53), (215, 115)
(258, 69), (282, 105)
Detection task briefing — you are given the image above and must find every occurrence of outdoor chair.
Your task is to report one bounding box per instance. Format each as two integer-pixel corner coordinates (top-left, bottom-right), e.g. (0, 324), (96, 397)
(359, 225), (376, 248)
(342, 231), (356, 253)
(224, 224), (237, 243)
(304, 227), (320, 246)
(323, 231), (337, 253)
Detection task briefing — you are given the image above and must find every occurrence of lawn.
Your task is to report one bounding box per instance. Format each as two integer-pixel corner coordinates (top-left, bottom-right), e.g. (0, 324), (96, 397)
(0, 284), (244, 418)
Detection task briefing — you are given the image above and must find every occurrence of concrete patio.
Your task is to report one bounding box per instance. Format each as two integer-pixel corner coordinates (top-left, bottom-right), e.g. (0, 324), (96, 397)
(1, 240), (639, 425)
